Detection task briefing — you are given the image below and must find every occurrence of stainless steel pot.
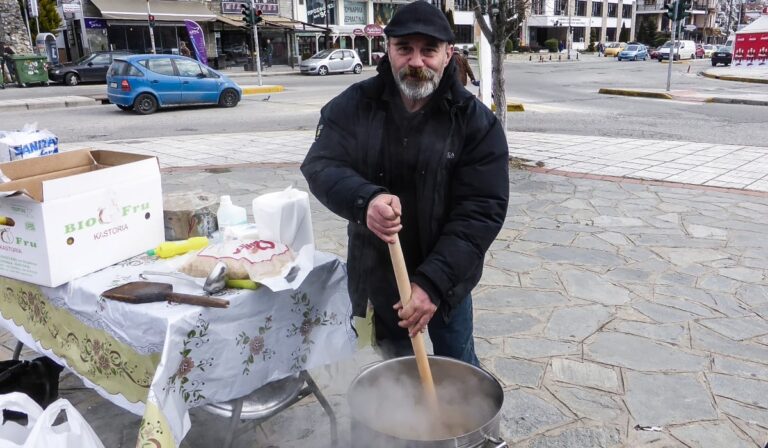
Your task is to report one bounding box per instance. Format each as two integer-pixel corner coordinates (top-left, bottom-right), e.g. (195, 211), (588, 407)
(347, 356), (506, 448)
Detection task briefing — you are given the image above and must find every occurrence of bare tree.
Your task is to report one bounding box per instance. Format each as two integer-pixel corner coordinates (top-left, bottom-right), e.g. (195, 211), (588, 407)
(472, 0), (530, 123)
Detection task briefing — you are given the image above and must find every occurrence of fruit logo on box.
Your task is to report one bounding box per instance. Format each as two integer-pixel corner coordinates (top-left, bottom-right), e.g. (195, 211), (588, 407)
(64, 201), (151, 236)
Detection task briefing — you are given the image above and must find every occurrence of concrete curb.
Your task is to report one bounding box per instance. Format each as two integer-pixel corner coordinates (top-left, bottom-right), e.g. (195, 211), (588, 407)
(491, 102), (525, 112)
(0, 96), (101, 111)
(598, 88), (674, 100)
(707, 96), (768, 106)
(700, 70), (768, 84)
(241, 85), (284, 95)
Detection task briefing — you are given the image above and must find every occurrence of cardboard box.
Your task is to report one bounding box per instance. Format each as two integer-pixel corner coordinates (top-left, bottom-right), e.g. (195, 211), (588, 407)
(0, 149), (164, 287)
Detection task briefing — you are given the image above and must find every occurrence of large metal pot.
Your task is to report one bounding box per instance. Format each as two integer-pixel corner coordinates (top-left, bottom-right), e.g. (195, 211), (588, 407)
(347, 356), (506, 448)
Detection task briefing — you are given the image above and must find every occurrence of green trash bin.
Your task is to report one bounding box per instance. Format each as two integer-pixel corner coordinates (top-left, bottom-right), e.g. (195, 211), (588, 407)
(9, 54), (49, 87)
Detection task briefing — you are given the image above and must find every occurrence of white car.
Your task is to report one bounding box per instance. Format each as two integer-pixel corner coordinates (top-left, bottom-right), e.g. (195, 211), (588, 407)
(299, 49), (363, 76)
(702, 44), (716, 58)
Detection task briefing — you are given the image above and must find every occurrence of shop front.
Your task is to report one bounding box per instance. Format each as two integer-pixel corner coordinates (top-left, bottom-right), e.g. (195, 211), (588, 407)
(86, 0), (217, 58)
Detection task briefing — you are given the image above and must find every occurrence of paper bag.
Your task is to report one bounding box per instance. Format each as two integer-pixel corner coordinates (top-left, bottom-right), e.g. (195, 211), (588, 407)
(0, 123), (59, 162)
(0, 393), (43, 448)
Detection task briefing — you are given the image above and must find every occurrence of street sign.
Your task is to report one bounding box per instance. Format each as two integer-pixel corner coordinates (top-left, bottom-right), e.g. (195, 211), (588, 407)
(353, 28), (364, 36)
(684, 24), (697, 31)
(364, 24), (384, 37)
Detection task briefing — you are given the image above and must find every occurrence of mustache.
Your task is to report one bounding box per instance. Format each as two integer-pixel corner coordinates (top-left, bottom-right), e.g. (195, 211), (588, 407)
(399, 67), (435, 82)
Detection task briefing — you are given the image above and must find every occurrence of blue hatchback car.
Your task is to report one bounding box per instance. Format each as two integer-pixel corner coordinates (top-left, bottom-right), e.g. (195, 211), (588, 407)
(617, 44), (649, 61)
(106, 54), (242, 114)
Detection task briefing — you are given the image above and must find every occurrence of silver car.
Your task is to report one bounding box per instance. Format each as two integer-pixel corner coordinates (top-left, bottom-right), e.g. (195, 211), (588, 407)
(299, 49), (363, 76)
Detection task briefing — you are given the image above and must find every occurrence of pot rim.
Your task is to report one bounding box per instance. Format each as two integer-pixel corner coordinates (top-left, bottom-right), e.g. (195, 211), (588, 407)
(347, 355), (505, 443)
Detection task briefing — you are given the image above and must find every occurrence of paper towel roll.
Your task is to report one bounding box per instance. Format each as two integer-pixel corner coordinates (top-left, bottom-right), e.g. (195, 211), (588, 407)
(252, 187), (314, 250)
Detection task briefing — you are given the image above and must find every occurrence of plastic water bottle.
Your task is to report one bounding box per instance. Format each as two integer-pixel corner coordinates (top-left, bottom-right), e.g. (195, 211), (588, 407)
(216, 195), (248, 231)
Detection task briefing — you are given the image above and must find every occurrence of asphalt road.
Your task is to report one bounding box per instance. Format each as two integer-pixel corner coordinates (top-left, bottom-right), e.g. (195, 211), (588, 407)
(0, 57), (766, 146)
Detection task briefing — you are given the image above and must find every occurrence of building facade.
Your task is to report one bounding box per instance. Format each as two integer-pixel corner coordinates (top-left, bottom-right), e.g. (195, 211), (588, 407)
(635, 0), (720, 43)
(523, 0), (637, 49)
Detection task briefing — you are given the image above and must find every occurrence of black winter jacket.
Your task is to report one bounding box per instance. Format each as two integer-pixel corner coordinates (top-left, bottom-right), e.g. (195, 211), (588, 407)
(301, 57), (509, 317)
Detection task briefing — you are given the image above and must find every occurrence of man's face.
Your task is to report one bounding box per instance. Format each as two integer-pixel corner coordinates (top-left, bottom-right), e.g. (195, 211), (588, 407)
(388, 35), (452, 101)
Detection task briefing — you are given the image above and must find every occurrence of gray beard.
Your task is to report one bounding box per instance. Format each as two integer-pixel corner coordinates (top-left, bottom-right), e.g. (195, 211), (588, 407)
(394, 67), (442, 101)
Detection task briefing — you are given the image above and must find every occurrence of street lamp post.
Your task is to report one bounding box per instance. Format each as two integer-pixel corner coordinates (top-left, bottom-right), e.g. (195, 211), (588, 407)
(567, 0), (573, 59)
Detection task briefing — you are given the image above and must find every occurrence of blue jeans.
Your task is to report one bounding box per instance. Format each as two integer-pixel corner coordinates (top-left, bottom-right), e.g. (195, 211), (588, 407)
(372, 294), (480, 367)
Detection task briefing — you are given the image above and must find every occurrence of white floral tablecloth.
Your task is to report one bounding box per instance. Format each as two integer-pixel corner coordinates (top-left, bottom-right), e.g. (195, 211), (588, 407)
(0, 251), (356, 448)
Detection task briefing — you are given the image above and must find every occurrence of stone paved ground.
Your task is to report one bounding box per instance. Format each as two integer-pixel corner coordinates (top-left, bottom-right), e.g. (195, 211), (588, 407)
(3, 162), (768, 447)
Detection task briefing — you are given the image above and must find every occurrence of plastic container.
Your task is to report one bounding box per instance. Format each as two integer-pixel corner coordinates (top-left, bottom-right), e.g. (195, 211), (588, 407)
(216, 195), (248, 230)
(147, 236), (209, 258)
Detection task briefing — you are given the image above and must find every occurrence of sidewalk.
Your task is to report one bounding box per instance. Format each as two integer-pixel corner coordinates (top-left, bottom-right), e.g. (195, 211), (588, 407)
(7, 134), (768, 446)
(60, 130), (768, 193)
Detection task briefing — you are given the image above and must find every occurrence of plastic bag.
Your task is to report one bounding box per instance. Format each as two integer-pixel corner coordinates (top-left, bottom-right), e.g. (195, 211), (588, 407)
(251, 186), (314, 250)
(0, 123), (59, 162)
(0, 392), (43, 448)
(24, 398), (105, 448)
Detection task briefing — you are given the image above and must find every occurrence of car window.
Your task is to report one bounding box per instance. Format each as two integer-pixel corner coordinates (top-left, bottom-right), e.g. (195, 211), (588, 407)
(108, 61), (143, 77)
(145, 58), (176, 76)
(206, 68), (220, 78)
(174, 58), (204, 77)
(90, 54), (112, 65)
(344, 50), (354, 59)
(330, 51), (342, 60)
(626, 45), (638, 51)
(312, 50), (333, 59)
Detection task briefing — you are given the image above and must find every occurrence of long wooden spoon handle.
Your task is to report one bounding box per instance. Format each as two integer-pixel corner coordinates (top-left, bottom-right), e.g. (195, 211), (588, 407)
(388, 235), (439, 413)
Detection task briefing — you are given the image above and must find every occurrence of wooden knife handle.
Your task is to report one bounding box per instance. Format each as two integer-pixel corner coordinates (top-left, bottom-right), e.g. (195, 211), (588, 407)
(166, 292), (230, 308)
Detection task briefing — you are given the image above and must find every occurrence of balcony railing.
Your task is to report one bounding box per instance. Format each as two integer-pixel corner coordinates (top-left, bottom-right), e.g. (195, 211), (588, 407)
(637, 2), (664, 11)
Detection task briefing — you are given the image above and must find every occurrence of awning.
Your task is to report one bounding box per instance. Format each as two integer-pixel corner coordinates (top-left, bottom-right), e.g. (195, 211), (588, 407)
(91, 0), (216, 22)
(214, 14), (330, 32)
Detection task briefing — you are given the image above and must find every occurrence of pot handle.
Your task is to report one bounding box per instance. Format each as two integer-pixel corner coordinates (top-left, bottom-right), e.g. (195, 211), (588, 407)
(484, 435), (508, 448)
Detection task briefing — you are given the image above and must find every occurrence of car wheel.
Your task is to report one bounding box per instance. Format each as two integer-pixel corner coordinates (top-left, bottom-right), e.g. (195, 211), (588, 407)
(134, 93), (158, 115)
(633, 56), (638, 61)
(318, 65), (329, 76)
(64, 73), (79, 86)
(117, 104), (133, 111)
(712, 61), (717, 66)
(691, 54), (695, 60)
(218, 88), (239, 108)
(353, 64), (362, 74)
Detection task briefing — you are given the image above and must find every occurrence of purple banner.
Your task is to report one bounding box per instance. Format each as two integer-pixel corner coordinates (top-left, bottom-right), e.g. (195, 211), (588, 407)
(184, 19), (208, 66)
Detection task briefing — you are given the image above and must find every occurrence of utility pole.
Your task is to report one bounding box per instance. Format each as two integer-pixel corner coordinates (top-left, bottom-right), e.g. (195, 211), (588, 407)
(666, 1), (678, 91)
(146, 0), (156, 54)
(567, 0), (573, 59)
(251, 0), (263, 86)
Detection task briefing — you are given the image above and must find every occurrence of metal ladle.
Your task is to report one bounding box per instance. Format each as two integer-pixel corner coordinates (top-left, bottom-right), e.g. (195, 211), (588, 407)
(140, 262), (228, 295)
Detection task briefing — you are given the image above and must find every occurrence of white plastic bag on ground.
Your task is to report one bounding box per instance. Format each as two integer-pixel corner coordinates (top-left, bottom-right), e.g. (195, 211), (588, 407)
(0, 392), (43, 448)
(24, 398), (105, 448)
(0, 123), (59, 162)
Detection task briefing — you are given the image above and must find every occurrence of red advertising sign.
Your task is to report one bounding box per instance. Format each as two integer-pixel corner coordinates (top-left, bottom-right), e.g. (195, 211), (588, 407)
(353, 28), (365, 36)
(364, 24), (384, 37)
(734, 32), (768, 65)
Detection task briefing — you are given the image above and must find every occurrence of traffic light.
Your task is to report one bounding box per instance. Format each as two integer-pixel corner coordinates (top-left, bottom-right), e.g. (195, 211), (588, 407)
(241, 3), (253, 26)
(678, 0), (691, 19)
(665, 2), (677, 20)
(255, 9), (263, 25)
(148, 14), (155, 28)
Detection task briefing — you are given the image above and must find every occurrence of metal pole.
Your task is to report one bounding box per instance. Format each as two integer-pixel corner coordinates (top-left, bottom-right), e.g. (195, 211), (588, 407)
(20, 1), (33, 50)
(726, 0), (734, 35)
(78, 0), (90, 56)
(567, 0), (572, 59)
(666, 1), (677, 92)
(146, 0), (156, 54)
(251, 0), (263, 86)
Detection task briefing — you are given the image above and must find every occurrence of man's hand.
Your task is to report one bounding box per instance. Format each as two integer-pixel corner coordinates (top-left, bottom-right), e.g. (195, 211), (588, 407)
(471, 79), (480, 87)
(394, 283), (437, 338)
(366, 194), (402, 244)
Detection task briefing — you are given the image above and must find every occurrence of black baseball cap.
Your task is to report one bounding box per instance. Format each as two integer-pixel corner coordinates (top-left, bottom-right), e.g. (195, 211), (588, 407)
(384, 1), (455, 43)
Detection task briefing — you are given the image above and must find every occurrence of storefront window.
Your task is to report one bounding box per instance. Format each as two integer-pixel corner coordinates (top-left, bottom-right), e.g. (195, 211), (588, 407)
(344, 1), (367, 25)
(307, 0), (336, 25)
(373, 3), (399, 25)
(155, 26), (179, 54)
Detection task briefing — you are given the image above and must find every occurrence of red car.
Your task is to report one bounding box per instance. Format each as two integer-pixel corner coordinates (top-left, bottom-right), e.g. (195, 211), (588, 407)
(650, 46), (662, 60)
(695, 44), (705, 59)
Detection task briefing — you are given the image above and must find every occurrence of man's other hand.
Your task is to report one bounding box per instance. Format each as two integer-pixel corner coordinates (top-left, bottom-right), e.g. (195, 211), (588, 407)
(394, 283), (437, 337)
(366, 194), (402, 244)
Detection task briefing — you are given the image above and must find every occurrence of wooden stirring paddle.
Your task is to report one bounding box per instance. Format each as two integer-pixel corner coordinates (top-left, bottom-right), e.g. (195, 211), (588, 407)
(388, 235), (440, 414)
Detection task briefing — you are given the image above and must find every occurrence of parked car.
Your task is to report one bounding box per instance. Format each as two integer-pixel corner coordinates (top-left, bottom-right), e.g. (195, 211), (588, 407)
(650, 46), (663, 60)
(702, 44), (716, 58)
(658, 40), (697, 61)
(48, 51), (132, 86)
(711, 45), (733, 66)
(299, 49), (363, 76)
(695, 44), (705, 59)
(106, 54), (242, 115)
(618, 44), (649, 61)
(603, 42), (627, 57)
